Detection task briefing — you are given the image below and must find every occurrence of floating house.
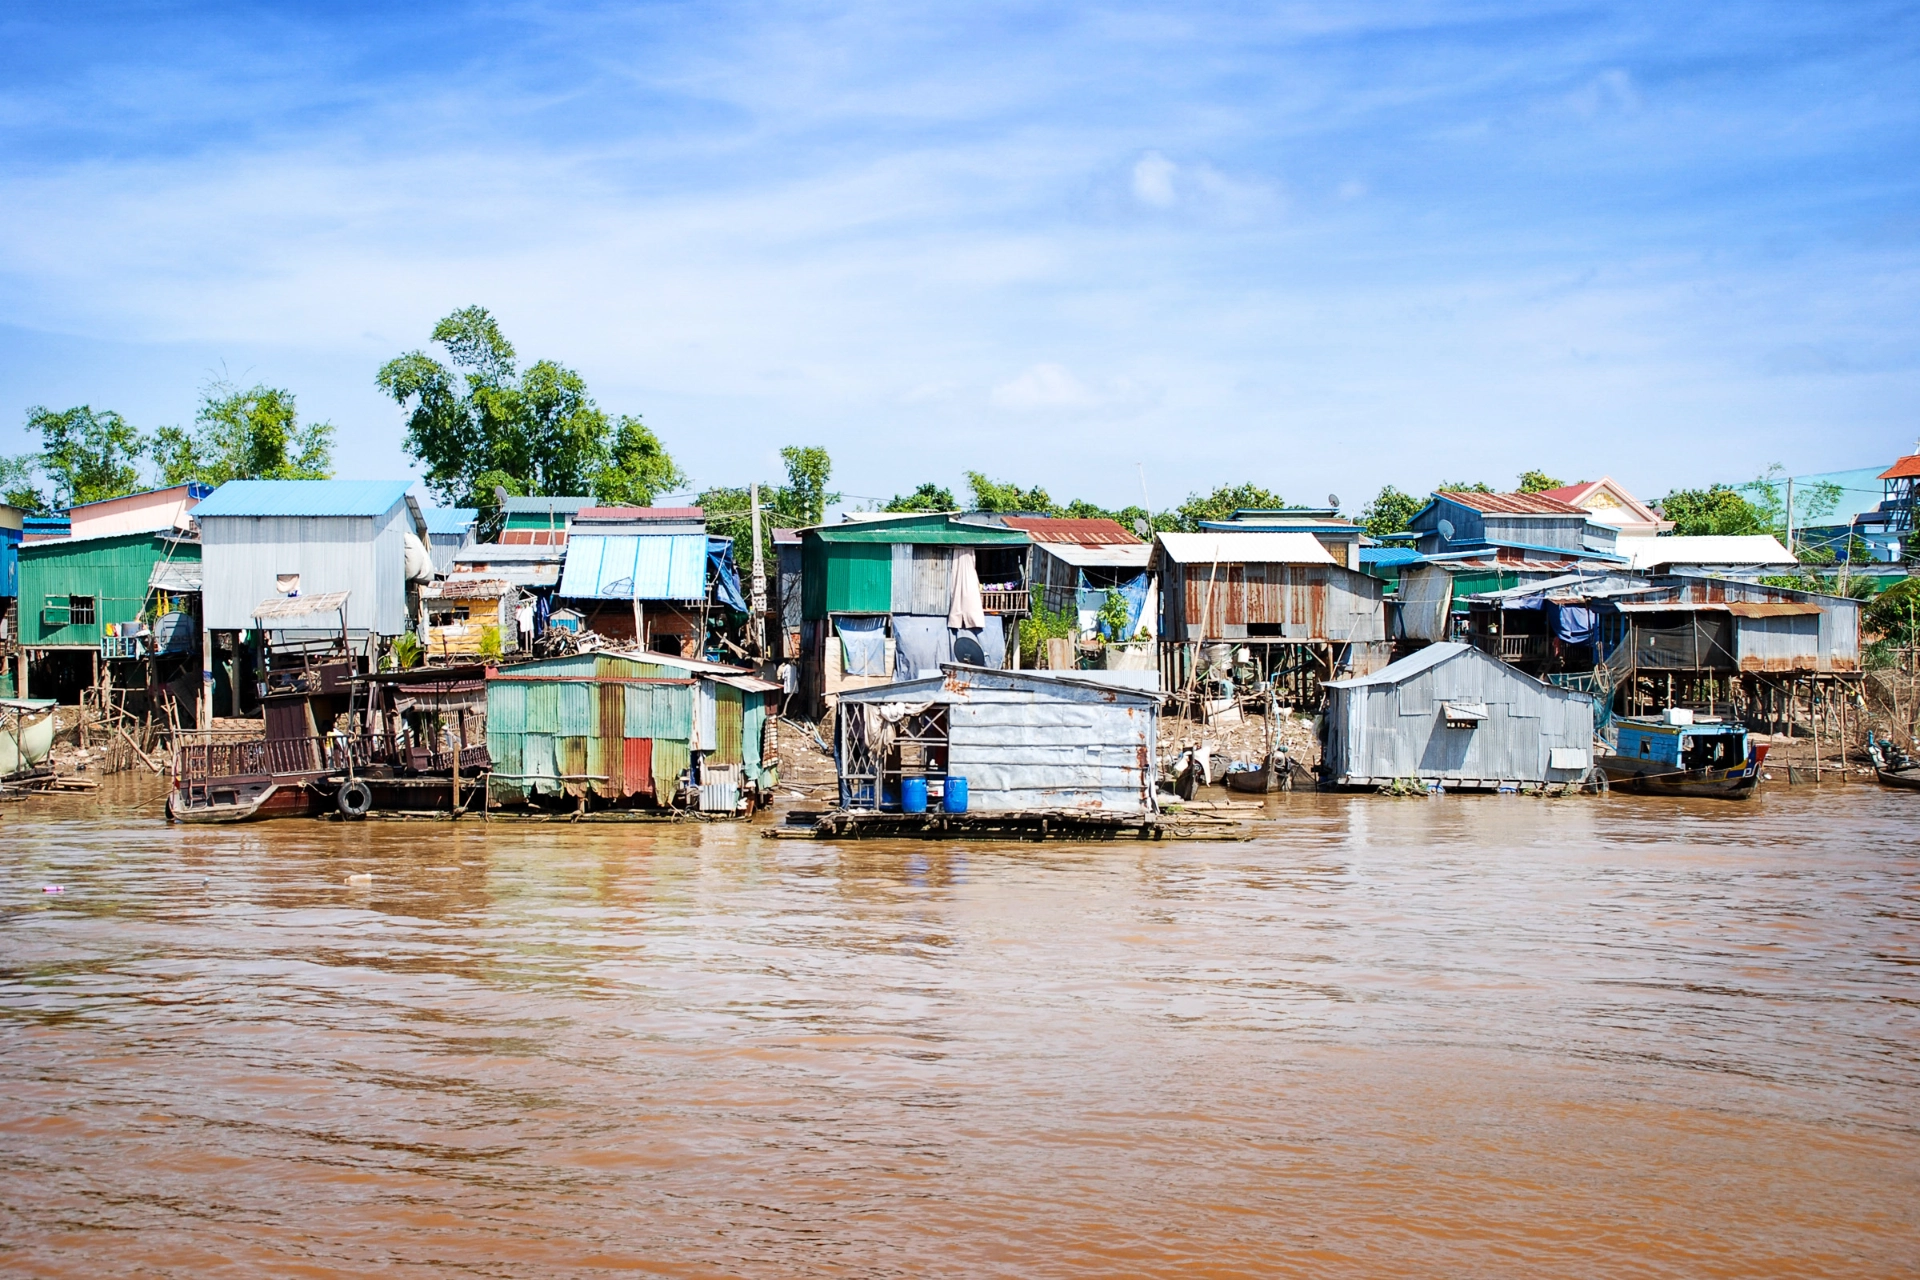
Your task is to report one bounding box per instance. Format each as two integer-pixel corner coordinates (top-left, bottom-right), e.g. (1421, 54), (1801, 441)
(999, 516), (1154, 642)
(797, 513), (1032, 707)
(554, 506), (747, 655)
(16, 525), (203, 702)
(1196, 508), (1365, 570)
(1406, 490), (1623, 559)
(833, 665), (1160, 816)
(421, 578), (519, 657)
(484, 650), (778, 812)
(1322, 642), (1597, 790)
(194, 480), (431, 641)
(1148, 530), (1389, 696)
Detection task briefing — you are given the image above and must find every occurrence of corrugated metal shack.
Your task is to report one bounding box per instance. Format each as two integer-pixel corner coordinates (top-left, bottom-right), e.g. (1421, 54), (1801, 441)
(1407, 490), (1621, 558)
(1197, 508), (1364, 570)
(422, 578), (519, 657)
(1396, 548), (1629, 643)
(797, 513), (1032, 710)
(834, 665), (1159, 816)
(553, 507), (749, 656)
(485, 650), (777, 811)
(1149, 531), (1389, 702)
(1323, 642), (1596, 790)
(194, 480), (429, 638)
(498, 495), (594, 545)
(999, 517), (1154, 642)
(17, 528), (204, 701)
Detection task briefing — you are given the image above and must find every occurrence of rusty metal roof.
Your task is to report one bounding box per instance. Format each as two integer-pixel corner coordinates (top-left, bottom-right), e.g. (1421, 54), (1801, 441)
(998, 517), (1140, 545)
(1436, 490), (1587, 516)
(575, 506), (704, 521)
(1726, 601), (1823, 617)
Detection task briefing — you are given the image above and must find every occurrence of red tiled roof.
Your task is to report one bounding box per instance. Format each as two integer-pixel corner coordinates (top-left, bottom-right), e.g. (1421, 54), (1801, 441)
(998, 516), (1140, 545)
(1436, 490), (1587, 516)
(575, 506), (705, 521)
(1534, 482), (1596, 505)
(1879, 456), (1920, 480)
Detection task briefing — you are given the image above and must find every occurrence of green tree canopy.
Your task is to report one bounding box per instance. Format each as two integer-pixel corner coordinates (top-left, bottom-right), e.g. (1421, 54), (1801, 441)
(883, 483), (958, 513)
(151, 381), (335, 487)
(1656, 484), (1768, 536)
(1739, 464), (1841, 542)
(1360, 484), (1425, 538)
(1436, 479), (1493, 494)
(965, 472), (1056, 514)
(17, 406), (147, 510)
(0, 454), (46, 513)
(1866, 577), (1920, 651)
(376, 306), (682, 511)
(1517, 470), (1566, 493)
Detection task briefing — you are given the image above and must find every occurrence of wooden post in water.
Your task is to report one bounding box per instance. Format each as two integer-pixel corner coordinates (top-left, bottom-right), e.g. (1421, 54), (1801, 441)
(451, 708), (462, 819)
(1812, 678), (1821, 784)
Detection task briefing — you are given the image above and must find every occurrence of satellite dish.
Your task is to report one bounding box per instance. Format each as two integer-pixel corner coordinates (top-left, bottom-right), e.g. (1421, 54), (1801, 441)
(1327, 493), (1340, 511)
(953, 634), (986, 666)
(1437, 518), (1456, 542)
(1133, 517), (1151, 538)
(493, 485), (510, 508)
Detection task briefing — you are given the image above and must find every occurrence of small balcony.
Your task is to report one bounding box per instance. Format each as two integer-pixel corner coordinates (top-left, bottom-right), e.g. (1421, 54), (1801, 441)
(981, 588), (1030, 616)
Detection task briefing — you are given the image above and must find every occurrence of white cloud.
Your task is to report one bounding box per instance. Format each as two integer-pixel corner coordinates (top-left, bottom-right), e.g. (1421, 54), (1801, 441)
(1131, 151), (1178, 207)
(991, 362), (1101, 410)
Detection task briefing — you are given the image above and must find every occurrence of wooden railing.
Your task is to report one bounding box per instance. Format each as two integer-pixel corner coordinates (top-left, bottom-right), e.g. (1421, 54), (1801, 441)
(174, 732), (490, 783)
(1474, 634), (1549, 664)
(981, 588), (1030, 615)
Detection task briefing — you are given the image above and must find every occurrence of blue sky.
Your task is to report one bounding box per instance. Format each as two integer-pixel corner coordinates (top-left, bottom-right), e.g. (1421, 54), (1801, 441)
(1, 1), (1916, 512)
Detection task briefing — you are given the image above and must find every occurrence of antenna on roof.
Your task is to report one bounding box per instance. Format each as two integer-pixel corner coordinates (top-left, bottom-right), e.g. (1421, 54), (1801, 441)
(1133, 517), (1150, 538)
(1437, 518), (1455, 543)
(1327, 493), (1340, 511)
(493, 485), (509, 508)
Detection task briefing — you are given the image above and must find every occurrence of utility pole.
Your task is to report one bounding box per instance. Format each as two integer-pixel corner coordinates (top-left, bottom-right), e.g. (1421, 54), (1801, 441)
(750, 483), (767, 661)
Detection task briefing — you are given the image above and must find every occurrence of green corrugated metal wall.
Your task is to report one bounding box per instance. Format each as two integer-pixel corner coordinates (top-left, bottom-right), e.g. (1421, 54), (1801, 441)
(19, 533), (200, 648)
(624, 683), (692, 737)
(801, 541), (891, 619)
(486, 652), (708, 805)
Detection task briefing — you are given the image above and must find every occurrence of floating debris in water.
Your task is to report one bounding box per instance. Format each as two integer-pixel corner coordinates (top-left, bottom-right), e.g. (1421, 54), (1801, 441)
(345, 872), (373, 886)
(42, 885), (63, 893)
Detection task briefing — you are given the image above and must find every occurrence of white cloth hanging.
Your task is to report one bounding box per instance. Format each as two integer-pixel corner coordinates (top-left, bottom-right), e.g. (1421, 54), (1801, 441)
(948, 547), (985, 630)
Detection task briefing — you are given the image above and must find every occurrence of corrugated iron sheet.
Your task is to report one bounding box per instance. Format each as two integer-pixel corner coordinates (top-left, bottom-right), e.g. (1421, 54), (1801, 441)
(556, 682), (596, 736)
(742, 698), (767, 783)
(559, 534), (707, 600)
(1436, 491), (1585, 515)
(191, 479), (413, 518)
(622, 737), (654, 797)
(624, 682), (693, 737)
(712, 684), (744, 763)
(489, 681), (526, 734)
(557, 736), (590, 794)
(652, 738), (690, 796)
(523, 733), (559, 794)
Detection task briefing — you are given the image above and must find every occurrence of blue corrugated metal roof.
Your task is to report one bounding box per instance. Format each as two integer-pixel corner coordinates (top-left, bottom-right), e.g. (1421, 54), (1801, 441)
(1358, 546), (1423, 567)
(191, 480), (414, 518)
(559, 534), (708, 599)
(423, 507), (478, 536)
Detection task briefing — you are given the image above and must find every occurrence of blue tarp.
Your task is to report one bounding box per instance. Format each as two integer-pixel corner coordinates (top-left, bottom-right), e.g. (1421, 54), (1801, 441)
(708, 538), (747, 612)
(837, 616), (889, 676)
(1552, 604), (1596, 646)
(1075, 572), (1151, 640)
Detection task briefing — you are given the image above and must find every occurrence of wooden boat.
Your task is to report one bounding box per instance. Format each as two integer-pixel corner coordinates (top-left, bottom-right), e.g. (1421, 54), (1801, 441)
(1, 699), (58, 780)
(1598, 715), (1767, 800)
(1223, 752), (1290, 794)
(167, 779), (315, 823)
(1867, 737), (1920, 790)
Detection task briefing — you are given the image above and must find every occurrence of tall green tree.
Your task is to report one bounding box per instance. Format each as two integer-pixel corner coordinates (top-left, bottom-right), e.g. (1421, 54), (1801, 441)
(0, 454), (46, 513)
(1436, 479), (1494, 494)
(151, 381), (335, 486)
(20, 406), (147, 509)
(1360, 484), (1425, 538)
(1656, 484), (1768, 536)
(883, 482), (957, 513)
(1517, 470), (1565, 493)
(1739, 464), (1842, 542)
(376, 306), (681, 511)
(965, 472), (1056, 514)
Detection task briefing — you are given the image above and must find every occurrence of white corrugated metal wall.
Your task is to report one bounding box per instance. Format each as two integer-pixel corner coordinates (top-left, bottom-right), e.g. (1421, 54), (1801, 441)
(200, 504), (412, 634)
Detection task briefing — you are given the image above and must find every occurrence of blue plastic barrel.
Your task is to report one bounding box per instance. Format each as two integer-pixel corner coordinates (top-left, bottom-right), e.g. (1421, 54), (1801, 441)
(942, 775), (968, 813)
(901, 776), (929, 814)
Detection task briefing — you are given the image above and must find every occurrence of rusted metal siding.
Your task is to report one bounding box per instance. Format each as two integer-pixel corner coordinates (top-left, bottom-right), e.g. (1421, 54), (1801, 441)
(1167, 562), (1382, 643)
(1651, 575), (1861, 673)
(622, 737), (654, 797)
(651, 737), (691, 795)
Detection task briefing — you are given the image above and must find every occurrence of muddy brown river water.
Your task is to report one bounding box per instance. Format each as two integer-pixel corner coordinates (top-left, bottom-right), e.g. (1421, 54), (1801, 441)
(2, 779), (1916, 1277)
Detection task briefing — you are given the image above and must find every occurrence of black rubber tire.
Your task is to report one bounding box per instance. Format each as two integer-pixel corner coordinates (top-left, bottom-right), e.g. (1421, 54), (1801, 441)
(336, 779), (373, 819)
